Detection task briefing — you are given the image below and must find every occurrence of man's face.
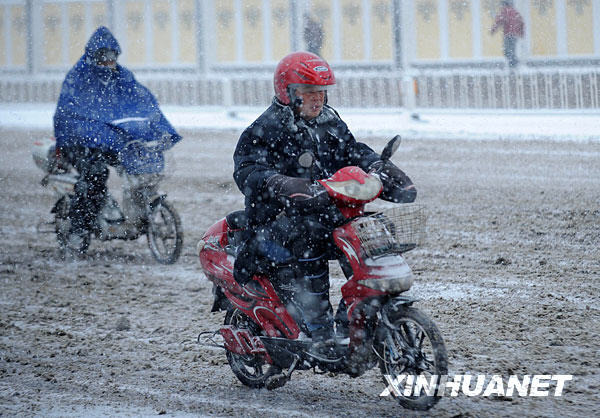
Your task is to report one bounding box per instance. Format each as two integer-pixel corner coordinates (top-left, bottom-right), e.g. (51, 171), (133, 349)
(95, 49), (117, 69)
(295, 85), (326, 120)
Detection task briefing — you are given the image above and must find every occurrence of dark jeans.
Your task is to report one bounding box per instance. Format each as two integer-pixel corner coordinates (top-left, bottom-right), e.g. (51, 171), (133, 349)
(60, 146), (118, 234)
(504, 35), (518, 68)
(234, 214), (339, 337)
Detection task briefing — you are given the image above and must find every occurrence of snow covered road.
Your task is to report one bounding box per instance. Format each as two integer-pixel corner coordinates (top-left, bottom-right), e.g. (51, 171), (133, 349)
(1, 125), (599, 416)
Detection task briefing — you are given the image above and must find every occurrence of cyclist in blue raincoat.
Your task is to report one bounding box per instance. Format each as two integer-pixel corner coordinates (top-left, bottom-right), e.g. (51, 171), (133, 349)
(54, 26), (181, 254)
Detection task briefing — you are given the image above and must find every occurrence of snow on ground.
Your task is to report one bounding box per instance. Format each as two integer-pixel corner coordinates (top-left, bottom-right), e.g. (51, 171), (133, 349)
(1, 103), (598, 142)
(1, 103), (599, 417)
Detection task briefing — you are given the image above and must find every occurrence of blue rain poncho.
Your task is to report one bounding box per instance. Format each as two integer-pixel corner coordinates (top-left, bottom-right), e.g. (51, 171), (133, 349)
(53, 26), (181, 173)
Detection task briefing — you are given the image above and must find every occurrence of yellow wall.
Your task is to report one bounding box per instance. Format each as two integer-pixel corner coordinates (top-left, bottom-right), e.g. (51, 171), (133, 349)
(4, 0), (600, 71)
(530, 0), (556, 56)
(271, 0), (291, 60)
(243, 0), (264, 61)
(216, 0), (235, 62)
(11, 5), (27, 66)
(566, 0), (593, 55)
(371, 0), (392, 60)
(153, 0), (172, 63)
(482, 3), (502, 57)
(448, 0), (472, 58)
(311, 0), (333, 60)
(41, 1), (107, 68)
(125, 1), (146, 64)
(178, 0), (196, 63)
(341, 0), (364, 60)
(92, 2), (107, 28)
(43, 3), (62, 66)
(415, 0), (440, 59)
(68, 2), (87, 65)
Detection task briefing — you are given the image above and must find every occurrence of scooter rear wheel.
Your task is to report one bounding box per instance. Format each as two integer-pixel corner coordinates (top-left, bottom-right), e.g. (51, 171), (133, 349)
(377, 305), (448, 411)
(224, 308), (280, 388)
(146, 199), (183, 264)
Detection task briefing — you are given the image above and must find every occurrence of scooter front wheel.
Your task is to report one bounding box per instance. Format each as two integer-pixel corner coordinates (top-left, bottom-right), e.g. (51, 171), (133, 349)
(376, 305), (448, 411)
(146, 199), (183, 264)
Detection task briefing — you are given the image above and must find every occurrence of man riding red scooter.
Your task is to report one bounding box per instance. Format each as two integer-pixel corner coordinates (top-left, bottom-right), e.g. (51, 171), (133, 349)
(198, 130), (447, 411)
(232, 51), (416, 358)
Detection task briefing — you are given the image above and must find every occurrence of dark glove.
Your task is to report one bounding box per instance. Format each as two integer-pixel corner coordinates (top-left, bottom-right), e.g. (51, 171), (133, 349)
(369, 160), (417, 203)
(265, 174), (332, 214)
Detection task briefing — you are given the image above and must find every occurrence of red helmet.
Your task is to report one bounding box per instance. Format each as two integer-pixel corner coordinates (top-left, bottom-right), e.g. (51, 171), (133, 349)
(273, 51), (336, 105)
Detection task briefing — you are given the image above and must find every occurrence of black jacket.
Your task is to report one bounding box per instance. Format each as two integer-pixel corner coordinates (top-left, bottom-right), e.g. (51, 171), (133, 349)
(234, 99), (380, 226)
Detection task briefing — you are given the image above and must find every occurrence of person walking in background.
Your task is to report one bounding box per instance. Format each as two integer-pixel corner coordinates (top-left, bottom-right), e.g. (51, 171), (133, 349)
(491, 0), (525, 68)
(303, 13), (324, 57)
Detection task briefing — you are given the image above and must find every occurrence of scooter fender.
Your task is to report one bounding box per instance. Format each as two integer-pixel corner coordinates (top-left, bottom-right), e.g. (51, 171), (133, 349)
(384, 295), (418, 312)
(197, 218), (237, 289)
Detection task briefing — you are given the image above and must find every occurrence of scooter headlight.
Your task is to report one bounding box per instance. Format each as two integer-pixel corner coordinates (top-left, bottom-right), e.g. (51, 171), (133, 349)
(325, 175), (382, 201)
(359, 275), (414, 293)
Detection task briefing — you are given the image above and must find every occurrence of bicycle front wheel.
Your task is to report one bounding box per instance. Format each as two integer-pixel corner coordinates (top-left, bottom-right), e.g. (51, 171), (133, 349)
(146, 199), (183, 264)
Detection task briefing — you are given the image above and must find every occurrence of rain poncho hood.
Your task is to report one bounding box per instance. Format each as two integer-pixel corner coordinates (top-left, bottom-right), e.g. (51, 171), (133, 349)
(53, 26), (181, 159)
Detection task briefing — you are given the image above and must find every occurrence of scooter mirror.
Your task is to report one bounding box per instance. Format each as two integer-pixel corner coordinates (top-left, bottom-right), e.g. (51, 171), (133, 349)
(380, 135), (401, 162)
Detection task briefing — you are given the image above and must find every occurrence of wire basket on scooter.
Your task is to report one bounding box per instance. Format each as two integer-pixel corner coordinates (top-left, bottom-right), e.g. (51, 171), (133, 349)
(352, 203), (426, 258)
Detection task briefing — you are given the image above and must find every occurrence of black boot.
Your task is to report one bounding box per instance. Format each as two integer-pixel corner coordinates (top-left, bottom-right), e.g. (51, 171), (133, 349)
(65, 228), (90, 257)
(334, 298), (350, 339)
(308, 326), (340, 361)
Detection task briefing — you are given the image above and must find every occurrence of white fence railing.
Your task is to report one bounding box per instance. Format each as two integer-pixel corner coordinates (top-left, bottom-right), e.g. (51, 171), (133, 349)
(413, 69), (600, 110)
(1, 69), (599, 109)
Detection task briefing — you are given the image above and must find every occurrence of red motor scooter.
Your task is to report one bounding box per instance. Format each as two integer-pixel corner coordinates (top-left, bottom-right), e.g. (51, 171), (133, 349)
(197, 137), (448, 411)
